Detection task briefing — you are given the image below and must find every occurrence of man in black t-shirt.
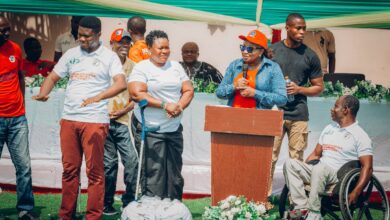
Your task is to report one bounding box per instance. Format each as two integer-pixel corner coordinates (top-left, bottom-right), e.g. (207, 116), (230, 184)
(269, 13), (324, 198)
(180, 42), (223, 84)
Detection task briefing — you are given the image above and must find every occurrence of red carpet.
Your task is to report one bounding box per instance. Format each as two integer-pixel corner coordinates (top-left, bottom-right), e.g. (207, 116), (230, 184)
(0, 183), (210, 199)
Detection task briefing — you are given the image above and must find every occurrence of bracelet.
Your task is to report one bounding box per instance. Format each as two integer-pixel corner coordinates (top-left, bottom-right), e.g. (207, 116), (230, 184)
(160, 101), (166, 110)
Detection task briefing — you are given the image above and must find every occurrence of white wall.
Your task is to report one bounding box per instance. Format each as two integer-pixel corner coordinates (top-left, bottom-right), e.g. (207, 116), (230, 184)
(4, 13), (390, 87)
(329, 28), (390, 87)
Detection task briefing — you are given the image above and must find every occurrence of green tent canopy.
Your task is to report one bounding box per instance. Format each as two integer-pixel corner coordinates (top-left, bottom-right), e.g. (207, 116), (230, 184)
(1, 0), (389, 28)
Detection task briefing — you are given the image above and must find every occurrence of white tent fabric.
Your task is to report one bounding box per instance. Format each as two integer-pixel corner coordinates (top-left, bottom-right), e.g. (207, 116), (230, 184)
(1, 90), (389, 195)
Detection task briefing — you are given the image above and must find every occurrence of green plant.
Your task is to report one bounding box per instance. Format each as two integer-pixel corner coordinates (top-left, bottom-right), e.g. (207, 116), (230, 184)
(315, 80), (390, 103)
(26, 74), (69, 89)
(192, 79), (218, 94)
(202, 195), (276, 220)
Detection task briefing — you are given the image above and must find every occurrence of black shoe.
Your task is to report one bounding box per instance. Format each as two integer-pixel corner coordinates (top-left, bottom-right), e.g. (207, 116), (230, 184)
(103, 206), (118, 216)
(18, 211), (37, 220)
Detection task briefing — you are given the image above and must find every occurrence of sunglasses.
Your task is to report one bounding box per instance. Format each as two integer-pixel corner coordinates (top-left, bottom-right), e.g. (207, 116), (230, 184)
(240, 45), (263, 53)
(0, 27), (10, 34)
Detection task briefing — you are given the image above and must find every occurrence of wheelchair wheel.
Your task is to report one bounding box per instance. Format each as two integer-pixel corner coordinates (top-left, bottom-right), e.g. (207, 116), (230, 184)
(339, 168), (390, 220)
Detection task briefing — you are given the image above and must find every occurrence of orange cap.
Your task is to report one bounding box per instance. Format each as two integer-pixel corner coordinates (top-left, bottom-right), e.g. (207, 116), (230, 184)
(239, 30), (268, 49)
(110, 28), (131, 42)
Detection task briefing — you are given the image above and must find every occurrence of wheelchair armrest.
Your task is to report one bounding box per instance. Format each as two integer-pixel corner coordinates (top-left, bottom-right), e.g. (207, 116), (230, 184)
(319, 192), (333, 197)
(306, 159), (320, 165)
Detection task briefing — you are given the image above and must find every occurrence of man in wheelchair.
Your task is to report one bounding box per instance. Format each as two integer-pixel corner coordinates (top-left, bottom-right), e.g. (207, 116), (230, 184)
(283, 95), (373, 220)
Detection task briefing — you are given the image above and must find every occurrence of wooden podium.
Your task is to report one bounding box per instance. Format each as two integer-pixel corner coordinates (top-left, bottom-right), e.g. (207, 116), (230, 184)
(204, 106), (283, 205)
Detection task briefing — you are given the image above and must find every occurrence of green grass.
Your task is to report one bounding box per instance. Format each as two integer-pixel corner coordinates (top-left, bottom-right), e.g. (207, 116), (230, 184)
(0, 192), (213, 220)
(0, 192), (383, 219)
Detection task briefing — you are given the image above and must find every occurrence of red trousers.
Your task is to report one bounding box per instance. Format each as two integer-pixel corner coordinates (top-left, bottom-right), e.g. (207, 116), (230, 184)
(58, 119), (109, 220)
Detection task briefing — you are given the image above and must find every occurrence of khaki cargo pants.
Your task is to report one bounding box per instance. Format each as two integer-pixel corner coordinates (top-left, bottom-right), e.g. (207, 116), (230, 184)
(268, 120), (308, 195)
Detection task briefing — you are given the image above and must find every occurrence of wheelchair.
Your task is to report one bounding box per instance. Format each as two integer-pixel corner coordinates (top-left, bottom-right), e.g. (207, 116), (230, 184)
(279, 160), (389, 220)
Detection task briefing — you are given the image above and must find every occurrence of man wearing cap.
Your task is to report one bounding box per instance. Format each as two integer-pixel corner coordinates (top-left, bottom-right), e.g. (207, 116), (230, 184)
(103, 28), (138, 215)
(216, 29), (286, 109)
(33, 16), (127, 219)
(180, 42), (223, 84)
(269, 13), (324, 195)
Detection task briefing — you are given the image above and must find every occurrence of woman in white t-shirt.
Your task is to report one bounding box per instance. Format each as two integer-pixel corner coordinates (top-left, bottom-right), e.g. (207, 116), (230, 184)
(128, 30), (194, 200)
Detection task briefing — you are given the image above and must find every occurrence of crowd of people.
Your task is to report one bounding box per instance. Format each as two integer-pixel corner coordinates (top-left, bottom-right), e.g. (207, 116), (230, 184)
(0, 12), (373, 220)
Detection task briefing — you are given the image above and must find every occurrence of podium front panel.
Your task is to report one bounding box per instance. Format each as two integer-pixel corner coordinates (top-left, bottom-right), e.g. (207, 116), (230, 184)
(211, 132), (273, 205)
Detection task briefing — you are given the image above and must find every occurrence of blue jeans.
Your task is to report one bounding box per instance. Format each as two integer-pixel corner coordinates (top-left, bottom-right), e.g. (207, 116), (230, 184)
(0, 115), (34, 211)
(104, 120), (138, 208)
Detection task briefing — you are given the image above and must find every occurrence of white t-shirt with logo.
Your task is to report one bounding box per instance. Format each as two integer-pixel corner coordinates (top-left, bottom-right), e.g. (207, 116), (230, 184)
(319, 121), (372, 171)
(53, 44), (124, 123)
(128, 59), (189, 133)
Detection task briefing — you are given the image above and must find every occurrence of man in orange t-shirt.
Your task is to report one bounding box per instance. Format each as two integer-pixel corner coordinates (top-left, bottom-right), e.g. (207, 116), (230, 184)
(22, 37), (55, 77)
(0, 16), (36, 219)
(127, 16), (150, 63)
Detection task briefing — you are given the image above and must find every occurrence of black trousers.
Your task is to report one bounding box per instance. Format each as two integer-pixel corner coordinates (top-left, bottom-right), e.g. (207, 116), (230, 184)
(131, 115), (184, 200)
(104, 120), (138, 207)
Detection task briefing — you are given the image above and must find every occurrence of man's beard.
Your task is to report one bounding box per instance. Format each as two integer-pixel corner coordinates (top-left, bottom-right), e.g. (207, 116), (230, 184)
(81, 40), (100, 52)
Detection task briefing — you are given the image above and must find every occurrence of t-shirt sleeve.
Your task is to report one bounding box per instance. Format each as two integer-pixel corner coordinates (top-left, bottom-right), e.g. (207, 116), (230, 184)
(310, 52), (323, 79)
(177, 62), (190, 82)
(356, 132), (373, 157)
(54, 35), (62, 53)
(128, 48), (142, 63)
(53, 50), (70, 78)
(206, 62), (223, 83)
(128, 63), (147, 83)
(109, 54), (124, 78)
(17, 45), (23, 70)
(318, 124), (331, 145)
(326, 31), (336, 53)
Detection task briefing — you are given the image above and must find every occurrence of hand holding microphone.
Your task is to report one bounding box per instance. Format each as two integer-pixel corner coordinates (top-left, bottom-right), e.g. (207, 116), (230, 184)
(242, 63), (248, 79)
(235, 62), (249, 90)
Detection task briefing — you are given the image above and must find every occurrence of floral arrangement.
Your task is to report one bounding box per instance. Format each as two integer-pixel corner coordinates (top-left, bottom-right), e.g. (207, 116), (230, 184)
(321, 80), (390, 103)
(202, 195), (276, 220)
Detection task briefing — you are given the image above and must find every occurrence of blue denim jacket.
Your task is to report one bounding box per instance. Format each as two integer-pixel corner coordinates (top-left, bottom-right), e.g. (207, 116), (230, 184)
(216, 57), (287, 109)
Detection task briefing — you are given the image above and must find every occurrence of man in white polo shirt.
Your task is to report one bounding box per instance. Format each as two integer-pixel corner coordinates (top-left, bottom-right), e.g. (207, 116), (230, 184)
(283, 95), (373, 220)
(33, 16), (127, 219)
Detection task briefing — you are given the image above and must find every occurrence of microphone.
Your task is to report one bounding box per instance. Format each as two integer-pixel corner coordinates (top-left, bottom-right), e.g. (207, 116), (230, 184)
(242, 63), (248, 79)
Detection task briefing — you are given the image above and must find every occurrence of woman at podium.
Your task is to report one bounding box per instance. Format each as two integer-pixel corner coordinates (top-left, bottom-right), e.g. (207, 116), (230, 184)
(216, 30), (287, 109)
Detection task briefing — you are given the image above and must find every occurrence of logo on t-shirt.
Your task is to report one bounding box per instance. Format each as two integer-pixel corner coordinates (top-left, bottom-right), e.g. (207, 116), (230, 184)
(9, 55), (15, 63)
(69, 58), (80, 65)
(93, 58), (100, 66)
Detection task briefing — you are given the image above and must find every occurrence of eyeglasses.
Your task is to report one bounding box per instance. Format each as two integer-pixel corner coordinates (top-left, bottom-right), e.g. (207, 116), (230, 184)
(239, 45), (263, 53)
(0, 27), (11, 34)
